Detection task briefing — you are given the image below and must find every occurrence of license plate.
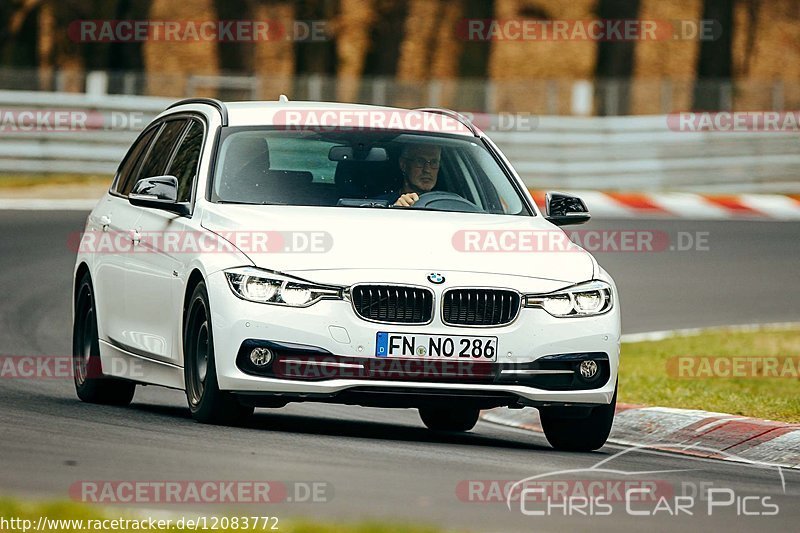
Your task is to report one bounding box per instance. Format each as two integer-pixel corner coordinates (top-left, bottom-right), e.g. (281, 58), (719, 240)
(375, 332), (498, 361)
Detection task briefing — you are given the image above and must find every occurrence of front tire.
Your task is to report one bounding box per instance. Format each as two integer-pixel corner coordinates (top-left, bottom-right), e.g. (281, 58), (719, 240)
(184, 281), (254, 425)
(73, 273), (136, 406)
(540, 386), (617, 452)
(419, 407), (480, 432)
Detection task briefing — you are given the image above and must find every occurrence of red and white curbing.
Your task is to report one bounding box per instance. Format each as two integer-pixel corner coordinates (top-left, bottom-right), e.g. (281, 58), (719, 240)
(529, 190), (800, 220)
(1, 192), (800, 220)
(483, 322), (800, 468)
(482, 405), (800, 469)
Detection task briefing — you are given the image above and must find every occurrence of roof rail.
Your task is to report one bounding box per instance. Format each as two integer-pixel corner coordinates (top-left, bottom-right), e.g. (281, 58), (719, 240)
(168, 98), (229, 126)
(415, 107), (479, 136)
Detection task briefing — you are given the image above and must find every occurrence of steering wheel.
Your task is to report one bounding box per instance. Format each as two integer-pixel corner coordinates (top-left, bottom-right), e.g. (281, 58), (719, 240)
(410, 191), (482, 213)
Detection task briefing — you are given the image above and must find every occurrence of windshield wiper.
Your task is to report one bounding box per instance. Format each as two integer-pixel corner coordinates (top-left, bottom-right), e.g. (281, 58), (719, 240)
(336, 199), (390, 208)
(217, 200), (286, 206)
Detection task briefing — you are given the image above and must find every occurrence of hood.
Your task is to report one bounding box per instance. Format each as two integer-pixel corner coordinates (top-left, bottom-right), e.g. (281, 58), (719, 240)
(201, 204), (595, 283)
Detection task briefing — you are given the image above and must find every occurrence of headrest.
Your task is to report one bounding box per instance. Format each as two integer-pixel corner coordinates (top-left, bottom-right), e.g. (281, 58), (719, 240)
(219, 136), (270, 201)
(225, 136), (270, 175)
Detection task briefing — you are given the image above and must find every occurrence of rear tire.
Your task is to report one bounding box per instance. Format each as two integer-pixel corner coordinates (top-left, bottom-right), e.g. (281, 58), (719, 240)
(419, 407), (480, 432)
(73, 273), (136, 406)
(540, 385), (617, 452)
(184, 281), (254, 425)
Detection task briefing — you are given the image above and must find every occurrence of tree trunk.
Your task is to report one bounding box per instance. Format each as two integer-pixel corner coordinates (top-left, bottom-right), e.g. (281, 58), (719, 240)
(0, 0), (41, 67)
(362, 0), (406, 77)
(335, 0), (375, 101)
(458, 0), (493, 78)
(214, 0), (252, 74)
(295, 0), (338, 76)
(692, 0), (734, 111)
(594, 0), (641, 116)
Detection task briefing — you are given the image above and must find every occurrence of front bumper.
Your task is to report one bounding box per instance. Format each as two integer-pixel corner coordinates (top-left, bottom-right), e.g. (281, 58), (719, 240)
(206, 270), (621, 406)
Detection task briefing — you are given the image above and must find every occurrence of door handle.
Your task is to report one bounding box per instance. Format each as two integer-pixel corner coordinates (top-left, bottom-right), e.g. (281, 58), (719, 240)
(99, 215), (111, 232)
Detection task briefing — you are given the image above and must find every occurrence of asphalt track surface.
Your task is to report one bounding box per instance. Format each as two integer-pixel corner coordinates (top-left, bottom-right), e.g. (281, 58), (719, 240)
(1, 210), (799, 532)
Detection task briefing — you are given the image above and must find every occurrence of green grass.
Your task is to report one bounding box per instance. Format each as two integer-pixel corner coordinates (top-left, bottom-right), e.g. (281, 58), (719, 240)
(0, 174), (109, 188)
(0, 499), (449, 533)
(619, 327), (800, 422)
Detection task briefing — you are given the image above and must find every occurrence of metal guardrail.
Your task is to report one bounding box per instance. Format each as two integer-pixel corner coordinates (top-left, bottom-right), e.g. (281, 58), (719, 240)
(0, 90), (169, 174)
(490, 116), (800, 192)
(1, 91), (798, 192)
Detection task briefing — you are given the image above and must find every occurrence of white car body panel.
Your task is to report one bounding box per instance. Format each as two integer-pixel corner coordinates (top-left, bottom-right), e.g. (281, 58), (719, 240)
(200, 204), (595, 283)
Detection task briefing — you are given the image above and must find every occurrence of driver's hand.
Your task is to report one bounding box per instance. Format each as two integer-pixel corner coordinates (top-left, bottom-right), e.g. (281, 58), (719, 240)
(394, 193), (419, 207)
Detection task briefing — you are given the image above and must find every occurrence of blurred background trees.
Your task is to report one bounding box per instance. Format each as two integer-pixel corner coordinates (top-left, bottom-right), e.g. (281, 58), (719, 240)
(0, 0), (798, 113)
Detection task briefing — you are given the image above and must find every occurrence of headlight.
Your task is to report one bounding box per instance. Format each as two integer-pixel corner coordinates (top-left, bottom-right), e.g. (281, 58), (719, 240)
(524, 280), (613, 317)
(225, 267), (342, 307)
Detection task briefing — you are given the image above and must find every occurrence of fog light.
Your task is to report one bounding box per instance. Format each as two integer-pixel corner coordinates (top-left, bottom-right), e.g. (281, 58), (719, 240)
(579, 360), (598, 379)
(250, 347), (273, 367)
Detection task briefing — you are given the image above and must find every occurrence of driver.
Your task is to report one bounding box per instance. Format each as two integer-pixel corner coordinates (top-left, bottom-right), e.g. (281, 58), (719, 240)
(386, 144), (442, 207)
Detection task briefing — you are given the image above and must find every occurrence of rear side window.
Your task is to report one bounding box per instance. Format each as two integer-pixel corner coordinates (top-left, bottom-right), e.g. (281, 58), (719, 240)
(167, 121), (204, 202)
(115, 127), (158, 196)
(136, 120), (188, 185)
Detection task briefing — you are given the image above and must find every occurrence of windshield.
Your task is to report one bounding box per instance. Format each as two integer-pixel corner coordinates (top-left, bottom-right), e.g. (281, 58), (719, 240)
(211, 128), (530, 216)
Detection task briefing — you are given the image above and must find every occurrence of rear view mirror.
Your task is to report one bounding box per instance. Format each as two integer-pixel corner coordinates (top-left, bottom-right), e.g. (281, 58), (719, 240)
(328, 146), (352, 161)
(328, 146), (388, 162)
(544, 191), (591, 226)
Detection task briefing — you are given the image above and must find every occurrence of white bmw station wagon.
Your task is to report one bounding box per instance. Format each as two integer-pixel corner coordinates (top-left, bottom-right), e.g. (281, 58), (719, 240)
(73, 98), (620, 451)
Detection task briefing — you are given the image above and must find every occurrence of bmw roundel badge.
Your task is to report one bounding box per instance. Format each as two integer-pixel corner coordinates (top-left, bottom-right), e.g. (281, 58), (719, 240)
(427, 272), (445, 284)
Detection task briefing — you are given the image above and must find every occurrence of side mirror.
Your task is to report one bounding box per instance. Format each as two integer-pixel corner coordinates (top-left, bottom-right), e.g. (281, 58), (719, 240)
(129, 175), (190, 216)
(544, 192), (591, 226)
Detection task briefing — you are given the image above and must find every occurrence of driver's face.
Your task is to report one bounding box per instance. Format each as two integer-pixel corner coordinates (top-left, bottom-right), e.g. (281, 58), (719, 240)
(400, 146), (441, 193)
